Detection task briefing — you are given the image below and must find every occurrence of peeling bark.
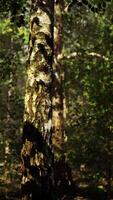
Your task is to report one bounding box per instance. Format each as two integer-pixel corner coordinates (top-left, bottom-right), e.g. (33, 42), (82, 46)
(21, 1), (54, 199)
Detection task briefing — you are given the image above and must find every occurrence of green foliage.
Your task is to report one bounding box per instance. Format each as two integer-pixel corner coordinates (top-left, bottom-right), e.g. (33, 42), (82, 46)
(0, 2), (28, 182)
(63, 0), (113, 187)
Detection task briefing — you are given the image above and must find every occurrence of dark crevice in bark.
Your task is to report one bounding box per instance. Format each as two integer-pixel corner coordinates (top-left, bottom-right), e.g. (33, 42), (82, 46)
(37, 43), (53, 65)
(31, 1), (53, 19)
(22, 121), (44, 152)
(45, 34), (53, 49)
(21, 121), (54, 200)
(22, 121), (52, 156)
(31, 17), (39, 28)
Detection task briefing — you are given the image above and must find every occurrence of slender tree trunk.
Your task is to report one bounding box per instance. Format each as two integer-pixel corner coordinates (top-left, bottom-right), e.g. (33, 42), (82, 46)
(21, 1), (54, 199)
(52, 0), (65, 154)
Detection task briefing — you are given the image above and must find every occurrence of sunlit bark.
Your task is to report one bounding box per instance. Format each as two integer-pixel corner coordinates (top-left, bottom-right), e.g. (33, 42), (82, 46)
(21, 1), (54, 199)
(52, 0), (66, 154)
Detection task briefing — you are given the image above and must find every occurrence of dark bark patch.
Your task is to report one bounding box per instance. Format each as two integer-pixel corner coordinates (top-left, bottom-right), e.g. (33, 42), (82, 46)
(22, 121), (43, 149)
(31, 16), (39, 29)
(22, 121), (51, 156)
(45, 34), (53, 48)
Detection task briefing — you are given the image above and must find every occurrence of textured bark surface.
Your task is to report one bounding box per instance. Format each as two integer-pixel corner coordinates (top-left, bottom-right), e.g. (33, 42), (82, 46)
(52, 0), (65, 152)
(21, 1), (54, 199)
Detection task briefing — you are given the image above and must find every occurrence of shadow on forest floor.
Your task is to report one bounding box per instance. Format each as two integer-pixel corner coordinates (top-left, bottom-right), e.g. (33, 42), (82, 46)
(1, 181), (113, 200)
(0, 182), (21, 200)
(55, 184), (108, 200)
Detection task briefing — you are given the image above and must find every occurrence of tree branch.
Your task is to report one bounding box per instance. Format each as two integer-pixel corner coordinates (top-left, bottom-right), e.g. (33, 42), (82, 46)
(59, 51), (109, 61)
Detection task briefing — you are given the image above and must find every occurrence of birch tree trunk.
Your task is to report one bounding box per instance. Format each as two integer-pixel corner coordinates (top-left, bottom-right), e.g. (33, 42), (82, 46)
(21, 1), (54, 199)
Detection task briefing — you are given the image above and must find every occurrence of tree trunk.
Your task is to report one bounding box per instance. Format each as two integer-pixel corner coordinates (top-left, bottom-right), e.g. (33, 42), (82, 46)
(52, 0), (65, 155)
(21, 1), (54, 199)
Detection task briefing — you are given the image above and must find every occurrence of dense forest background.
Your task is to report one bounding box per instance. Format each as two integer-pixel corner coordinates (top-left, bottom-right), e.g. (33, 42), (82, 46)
(0, 0), (113, 199)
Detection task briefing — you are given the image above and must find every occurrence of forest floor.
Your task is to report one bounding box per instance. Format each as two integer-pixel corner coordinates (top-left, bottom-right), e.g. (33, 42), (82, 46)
(0, 181), (113, 200)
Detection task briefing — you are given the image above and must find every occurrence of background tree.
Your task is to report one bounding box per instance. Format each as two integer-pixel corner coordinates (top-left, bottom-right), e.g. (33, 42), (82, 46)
(52, 0), (66, 156)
